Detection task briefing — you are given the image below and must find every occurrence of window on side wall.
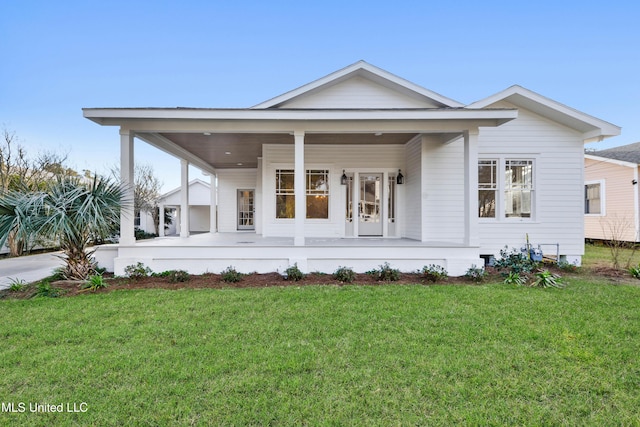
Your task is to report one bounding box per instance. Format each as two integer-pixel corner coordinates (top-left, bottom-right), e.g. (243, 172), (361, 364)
(477, 158), (535, 220)
(584, 181), (603, 215)
(478, 160), (497, 218)
(505, 160), (533, 218)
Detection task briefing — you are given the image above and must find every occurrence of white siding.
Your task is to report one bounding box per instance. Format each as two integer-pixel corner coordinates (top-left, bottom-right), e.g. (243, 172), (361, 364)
(422, 137), (465, 243)
(262, 144), (405, 237)
(404, 137), (422, 240)
(478, 102), (586, 257)
(217, 169), (257, 233)
(189, 206), (210, 232)
(279, 76), (439, 109)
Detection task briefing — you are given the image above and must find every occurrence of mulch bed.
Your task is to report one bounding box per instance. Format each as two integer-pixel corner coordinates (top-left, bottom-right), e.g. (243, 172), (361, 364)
(2, 271), (482, 300)
(3, 265), (637, 300)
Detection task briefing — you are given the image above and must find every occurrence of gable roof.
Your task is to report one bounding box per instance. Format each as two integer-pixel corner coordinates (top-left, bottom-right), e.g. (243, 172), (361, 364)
(159, 178), (210, 201)
(252, 60), (464, 109)
(588, 142), (640, 165)
(467, 85), (621, 142)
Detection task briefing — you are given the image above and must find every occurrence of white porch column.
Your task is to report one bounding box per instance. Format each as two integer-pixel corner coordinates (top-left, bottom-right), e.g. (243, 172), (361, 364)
(463, 129), (479, 246)
(175, 207), (181, 235)
(294, 131), (305, 246)
(210, 174), (217, 233)
(158, 203), (165, 237)
(180, 159), (190, 238)
(119, 129), (135, 245)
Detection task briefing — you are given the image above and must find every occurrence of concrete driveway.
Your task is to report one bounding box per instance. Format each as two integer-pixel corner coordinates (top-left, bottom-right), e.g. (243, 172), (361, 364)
(0, 252), (65, 290)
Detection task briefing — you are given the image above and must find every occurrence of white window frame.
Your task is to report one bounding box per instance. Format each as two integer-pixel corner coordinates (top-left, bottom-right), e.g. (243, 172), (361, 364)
(478, 156), (538, 222)
(584, 179), (605, 217)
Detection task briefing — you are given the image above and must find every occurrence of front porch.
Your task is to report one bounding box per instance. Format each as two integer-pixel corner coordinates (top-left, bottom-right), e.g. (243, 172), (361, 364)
(95, 232), (483, 277)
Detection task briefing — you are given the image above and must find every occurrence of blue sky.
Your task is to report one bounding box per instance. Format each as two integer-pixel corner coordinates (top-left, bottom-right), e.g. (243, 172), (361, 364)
(1, 0), (638, 192)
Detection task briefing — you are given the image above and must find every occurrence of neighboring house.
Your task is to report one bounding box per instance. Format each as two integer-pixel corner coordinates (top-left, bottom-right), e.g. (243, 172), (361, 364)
(585, 142), (640, 242)
(84, 61), (620, 276)
(157, 178), (212, 236)
(135, 178), (212, 236)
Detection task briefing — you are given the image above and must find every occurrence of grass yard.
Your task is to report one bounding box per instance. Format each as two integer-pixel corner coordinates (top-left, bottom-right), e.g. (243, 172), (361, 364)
(1, 280), (640, 425)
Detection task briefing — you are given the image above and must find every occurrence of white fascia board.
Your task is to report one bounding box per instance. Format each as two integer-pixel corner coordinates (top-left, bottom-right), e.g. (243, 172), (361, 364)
(84, 107), (515, 122)
(251, 61), (465, 109)
(585, 153), (638, 168)
(468, 85), (621, 140)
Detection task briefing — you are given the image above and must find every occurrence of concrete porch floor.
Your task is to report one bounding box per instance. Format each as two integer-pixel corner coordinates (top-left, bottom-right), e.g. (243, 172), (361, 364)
(130, 232), (468, 248)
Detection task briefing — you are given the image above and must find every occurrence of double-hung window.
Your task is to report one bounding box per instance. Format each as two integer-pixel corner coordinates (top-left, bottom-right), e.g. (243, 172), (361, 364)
(584, 181), (604, 215)
(306, 169), (329, 219)
(276, 168), (330, 219)
(275, 169), (295, 219)
(478, 158), (535, 220)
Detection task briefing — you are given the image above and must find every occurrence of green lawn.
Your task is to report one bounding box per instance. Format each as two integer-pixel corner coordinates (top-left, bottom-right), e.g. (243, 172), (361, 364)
(2, 281), (639, 425)
(583, 242), (640, 270)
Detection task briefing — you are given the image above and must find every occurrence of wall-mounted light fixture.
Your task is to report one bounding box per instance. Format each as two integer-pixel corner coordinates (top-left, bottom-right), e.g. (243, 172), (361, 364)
(396, 169), (404, 185)
(632, 179), (638, 185)
(341, 170), (348, 185)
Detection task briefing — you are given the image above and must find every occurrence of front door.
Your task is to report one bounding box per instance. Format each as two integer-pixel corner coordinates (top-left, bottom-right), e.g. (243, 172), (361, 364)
(237, 189), (255, 230)
(358, 174), (382, 236)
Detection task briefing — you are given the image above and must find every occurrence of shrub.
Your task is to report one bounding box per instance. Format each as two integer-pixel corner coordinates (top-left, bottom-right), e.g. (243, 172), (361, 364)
(368, 262), (400, 282)
(557, 260), (579, 273)
(493, 246), (536, 275)
(503, 271), (527, 286)
(82, 274), (108, 291)
(421, 264), (448, 282)
(532, 269), (565, 288)
(8, 278), (27, 292)
(134, 228), (158, 240)
(124, 262), (152, 279)
(168, 270), (190, 283)
(464, 265), (486, 283)
(333, 266), (356, 283)
(34, 281), (60, 298)
(221, 266), (243, 283)
(630, 264), (640, 279)
(284, 264), (305, 281)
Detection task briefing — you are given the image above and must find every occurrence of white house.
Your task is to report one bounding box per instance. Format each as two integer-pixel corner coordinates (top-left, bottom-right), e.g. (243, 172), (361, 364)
(85, 61), (620, 276)
(157, 178), (212, 236)
(585, 142), (640, 242)
(135, 179), (212, 236)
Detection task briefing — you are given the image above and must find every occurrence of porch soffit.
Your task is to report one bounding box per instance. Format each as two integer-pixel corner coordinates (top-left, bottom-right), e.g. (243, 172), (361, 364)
(154, 132), (420, 169)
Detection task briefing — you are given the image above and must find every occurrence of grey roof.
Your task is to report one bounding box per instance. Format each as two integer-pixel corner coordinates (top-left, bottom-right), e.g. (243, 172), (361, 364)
(592, 142), (640, 164)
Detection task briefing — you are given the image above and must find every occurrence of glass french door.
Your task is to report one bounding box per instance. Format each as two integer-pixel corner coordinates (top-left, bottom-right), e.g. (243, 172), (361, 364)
(237, 189), (255, 230)
(358, 174), (382, 236)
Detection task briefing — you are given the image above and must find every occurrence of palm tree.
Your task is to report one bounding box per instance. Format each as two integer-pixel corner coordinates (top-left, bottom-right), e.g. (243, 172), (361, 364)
(0, 175), (131, 280)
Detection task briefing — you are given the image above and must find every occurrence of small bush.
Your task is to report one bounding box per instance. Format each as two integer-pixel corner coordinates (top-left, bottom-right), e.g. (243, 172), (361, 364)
(124, 262), (152, 279)
(532, 269), (565, 288)
(421, 264), (448, 282)
(333, 266), (356, 283)
(8, 278), (27, 292)
(34, 281), (60, 298)
(284, 264), (305, 281)
(168, 270), (190, 283)
(557, 260), (579, 273)
(82, 274), (108, 291)
(629, 264), (640, 279)
(152, 270), (173, 278)
(503, 272), (527, 286)
(464, 265), (486, 283)
(221, 266), (243, 283)
(134, 228), (158, 240)
(369, 262), (400, 282)
(494, 246), (537, 274)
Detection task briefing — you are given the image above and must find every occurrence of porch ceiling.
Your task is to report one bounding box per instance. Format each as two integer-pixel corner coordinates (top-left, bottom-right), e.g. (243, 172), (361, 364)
(156, 132), (421, 169)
